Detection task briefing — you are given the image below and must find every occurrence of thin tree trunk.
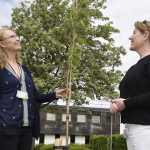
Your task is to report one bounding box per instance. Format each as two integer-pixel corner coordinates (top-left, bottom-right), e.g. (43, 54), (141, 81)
(65, 32), (75, 147)
(66, 0), (77, 147)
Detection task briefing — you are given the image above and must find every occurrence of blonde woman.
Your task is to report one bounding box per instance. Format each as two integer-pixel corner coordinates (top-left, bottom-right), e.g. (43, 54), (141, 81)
(0, 28), (67, 150)
(110, 20), (150, 150)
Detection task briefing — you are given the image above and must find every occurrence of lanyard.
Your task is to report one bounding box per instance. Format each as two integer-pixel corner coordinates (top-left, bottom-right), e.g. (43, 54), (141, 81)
(7, 63), (22, 81)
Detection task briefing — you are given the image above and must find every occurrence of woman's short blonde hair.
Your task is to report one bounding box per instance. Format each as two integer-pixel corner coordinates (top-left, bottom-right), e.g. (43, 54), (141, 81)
(135, 20), (150, 34)
(0, 28), (21, 69)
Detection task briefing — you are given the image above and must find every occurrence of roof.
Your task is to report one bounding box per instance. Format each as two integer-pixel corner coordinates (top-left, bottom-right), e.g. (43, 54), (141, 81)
(56, 99), (111, 109)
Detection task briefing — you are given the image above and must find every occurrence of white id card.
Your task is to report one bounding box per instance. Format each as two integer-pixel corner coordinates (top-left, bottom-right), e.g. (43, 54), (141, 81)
(16, 90), (28, 100)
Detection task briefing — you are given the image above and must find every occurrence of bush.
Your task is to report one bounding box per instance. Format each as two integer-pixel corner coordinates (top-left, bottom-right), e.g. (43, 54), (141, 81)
(70, 144), (91, 150)
(34, 134), (127, 150)
(34, 144), (91, 150)
(34, 144), (53, 150)
(89, 134), (127, 150)
(89, 135), (109, 150)
(112, 134), (127, 150)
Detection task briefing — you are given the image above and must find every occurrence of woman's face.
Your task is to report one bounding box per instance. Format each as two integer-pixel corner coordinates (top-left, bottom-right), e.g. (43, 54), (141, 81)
(1, 29), (21, 52)
(129, 28), (145, 51)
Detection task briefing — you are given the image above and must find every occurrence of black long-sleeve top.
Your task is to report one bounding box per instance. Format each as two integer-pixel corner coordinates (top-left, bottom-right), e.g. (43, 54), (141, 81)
(120, 55), (150, 125)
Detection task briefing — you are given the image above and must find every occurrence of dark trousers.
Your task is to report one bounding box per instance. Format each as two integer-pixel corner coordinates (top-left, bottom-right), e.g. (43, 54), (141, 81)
(0, 126), (33, 150)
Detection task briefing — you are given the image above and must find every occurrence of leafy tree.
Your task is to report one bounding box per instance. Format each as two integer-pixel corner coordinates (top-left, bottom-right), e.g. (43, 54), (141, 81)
(11, 0), (126, 104)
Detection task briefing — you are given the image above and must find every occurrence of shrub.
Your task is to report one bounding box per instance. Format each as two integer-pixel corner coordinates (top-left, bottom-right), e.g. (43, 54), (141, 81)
(34, 144), (53, 150)
(89, 134), (127, 150)
(89, 135), (108, 150)
(70, 144), (91, 150)
(34, 134), (127, 150)
(112, 134), (127, 150)
(34, 144), (91, 150)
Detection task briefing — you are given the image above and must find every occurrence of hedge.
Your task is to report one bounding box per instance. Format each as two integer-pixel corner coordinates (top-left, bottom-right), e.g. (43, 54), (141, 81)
(34, 134), (127, 150)
(89, 134), (127, 150)
(34, 144), (91, 150)
(89, 135), (109, 150)
(34, 144), (53, 150)
(112, 134), (127, 150)
(69, 144), (91, 150)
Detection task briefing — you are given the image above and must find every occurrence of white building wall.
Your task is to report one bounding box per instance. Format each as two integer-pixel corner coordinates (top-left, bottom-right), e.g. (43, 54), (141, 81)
(37, 134), (85, 145)
(60, 135), (70, 145)
(35, 139), (39, 145)
(44, 135), (55, 144)
(75, 136), (85, 144)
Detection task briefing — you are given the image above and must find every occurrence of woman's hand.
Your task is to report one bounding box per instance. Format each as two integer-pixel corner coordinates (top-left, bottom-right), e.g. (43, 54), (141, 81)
(110, 98), (126, 113)
(56, 88), (67, 99)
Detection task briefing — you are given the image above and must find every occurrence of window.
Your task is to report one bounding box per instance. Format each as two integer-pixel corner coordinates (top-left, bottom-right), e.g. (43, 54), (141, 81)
(106, 113), (111, 123)
(85, 136), (90, 144)
(105, 113), (117, 124)
(46, 113), (56, 121)
(77, 115), (86, 122)
(55, 134), (60, 139)
(62, 114), (71, 122)
(39, 134), (45, 144)
(92, 116), (100, 124)
(70, 135), (75, 143)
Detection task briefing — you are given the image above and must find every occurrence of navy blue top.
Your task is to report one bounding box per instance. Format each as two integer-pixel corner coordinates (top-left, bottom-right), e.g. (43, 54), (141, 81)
(0, 64), (57, 139)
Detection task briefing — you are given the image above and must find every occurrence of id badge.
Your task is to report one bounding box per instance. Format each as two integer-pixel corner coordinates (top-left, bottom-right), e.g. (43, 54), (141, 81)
(16, 90), (28, 100)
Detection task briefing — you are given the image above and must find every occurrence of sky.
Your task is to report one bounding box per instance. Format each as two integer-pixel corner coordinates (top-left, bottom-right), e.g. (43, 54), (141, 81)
(1, 0), (150, 133)
(104, 0), (150, 72)
(1, 0), (150, 72)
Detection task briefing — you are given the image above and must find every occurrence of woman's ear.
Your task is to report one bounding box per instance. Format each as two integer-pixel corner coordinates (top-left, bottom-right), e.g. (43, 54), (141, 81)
(0, 41), (5, 48)
(143, 31), (150, 40)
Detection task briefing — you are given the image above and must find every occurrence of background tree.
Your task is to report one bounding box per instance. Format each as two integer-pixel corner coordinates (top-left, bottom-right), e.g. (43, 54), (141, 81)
(11, 0), (126, 104)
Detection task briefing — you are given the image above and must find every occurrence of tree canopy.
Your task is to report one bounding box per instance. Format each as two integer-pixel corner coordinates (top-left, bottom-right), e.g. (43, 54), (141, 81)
(11, 0), (126, 104)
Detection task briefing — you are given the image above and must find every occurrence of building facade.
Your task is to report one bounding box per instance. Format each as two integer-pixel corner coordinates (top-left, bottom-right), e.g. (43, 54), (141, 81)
(36, 102), (120, 145)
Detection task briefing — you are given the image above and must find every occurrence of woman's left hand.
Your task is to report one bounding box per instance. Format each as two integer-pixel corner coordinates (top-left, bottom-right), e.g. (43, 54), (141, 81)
(56, 88), (67, 99)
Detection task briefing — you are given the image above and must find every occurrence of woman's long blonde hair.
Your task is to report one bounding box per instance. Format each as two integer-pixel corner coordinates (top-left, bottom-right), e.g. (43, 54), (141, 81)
(0, 28), (21, 69)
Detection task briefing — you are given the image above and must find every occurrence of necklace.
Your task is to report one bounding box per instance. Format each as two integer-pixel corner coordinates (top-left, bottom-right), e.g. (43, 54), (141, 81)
(7, 63), (22, 81)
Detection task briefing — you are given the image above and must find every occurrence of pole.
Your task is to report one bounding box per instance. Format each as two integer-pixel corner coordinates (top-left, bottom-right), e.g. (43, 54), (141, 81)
(110, 113), (113, 150)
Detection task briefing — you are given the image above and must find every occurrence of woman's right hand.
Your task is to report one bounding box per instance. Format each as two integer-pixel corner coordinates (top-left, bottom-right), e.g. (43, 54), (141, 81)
(110, 103), (119, 113)
(110, 98), (126, 113)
